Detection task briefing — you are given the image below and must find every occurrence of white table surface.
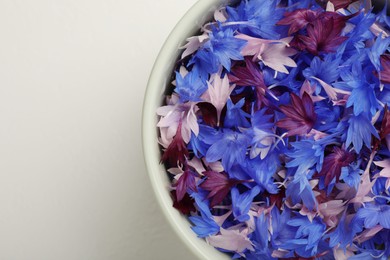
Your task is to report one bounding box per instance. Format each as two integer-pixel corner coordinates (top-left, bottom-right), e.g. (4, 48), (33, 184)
(0, 0), (199, 259)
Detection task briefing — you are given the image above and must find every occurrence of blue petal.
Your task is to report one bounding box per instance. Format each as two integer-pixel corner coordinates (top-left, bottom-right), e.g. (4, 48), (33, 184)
(189, 194), (220, 238)
(286, 171), (317, 210)
(346, 114), (379, 153)
(379, 205), (390, 229)
(224, 98), (251, 128)
(174, 68), (207, 102)
(232, 185), (261, 222)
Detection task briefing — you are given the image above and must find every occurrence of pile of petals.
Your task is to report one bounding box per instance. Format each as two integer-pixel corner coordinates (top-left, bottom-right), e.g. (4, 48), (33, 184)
(156, 0), (390, 259)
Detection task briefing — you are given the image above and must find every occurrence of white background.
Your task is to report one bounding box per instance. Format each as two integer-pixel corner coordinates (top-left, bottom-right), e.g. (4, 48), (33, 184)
(0, 0), (199, 259)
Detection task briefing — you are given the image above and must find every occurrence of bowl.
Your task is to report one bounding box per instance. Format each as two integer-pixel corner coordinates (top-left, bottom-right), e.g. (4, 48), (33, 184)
(142, 0), (390, 259)
(142, 1), (233, 259)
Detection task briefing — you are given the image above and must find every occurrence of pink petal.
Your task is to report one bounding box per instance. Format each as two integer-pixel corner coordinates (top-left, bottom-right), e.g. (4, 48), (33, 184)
(187, 157), (206, 175)
(300, 80), (325, 102)
(370, 23), (390, 37)
(272, 249), (290, 258)
(235, 34), (269, 57)
(374, 159), (390, 177)
(214, 7), (228, 22)
(311, 76), (350, 101)
(158, 127), (173, 148)
(213, 211), (232, 226)
(326, 1), (336, 11)
(202, 159), (224, 173)
(333, 247), (355, 260)
(350, 173), (375, 205)
(203, 72), (235, 125)
(206, 228), (254, 254)
(319, 200), (345, 219)
(180, 34), (209, 59)
(260, 39), (297, 74)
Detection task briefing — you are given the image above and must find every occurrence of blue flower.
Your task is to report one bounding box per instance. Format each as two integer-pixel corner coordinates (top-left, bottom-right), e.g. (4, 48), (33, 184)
(286, 139), (326, 175)
(340, 162), (363, 189)
(286, 170), (317, 210)
(337, 54), (367, 80)
(224, 98), (251, 128)
(303, 55), (340, 84)
(333, 59), (380, 116)
(206, 129), (250, 171)
(354, 204), (390, 229)
(378, 86), (390, 106)
(346, 114), (379, 153)
(368, 34), (390, 71)
(286, 0), (316, 10)
(189, 124), (220, 158)
(189, 49), (219, 79)
(248, 108), (276, 159)
(246, 214), (275, 260)
(376, 1), (390, 28)
(372, 177), (390, 203)
(314, 102), (341, 132)
(174, 68), (207, 102)
(228, 163), (252, 182)
(251, 107), (274, 130)
(344, 12), (376, 50)
(283, 216), (327, 257)
(263, 62), (303, 91)
(326, 213), (360, 251)
(254, 214), (269, 249)
(189, 193), (220, 238)
(190, 28), (245, 76)
(356, 229), (390, 260)
(269, 208), (297, 253)
(231, 185), (260, 222)
(335, 61), (380, 116)
(247, 154), (279, 194)
(347, 83), (379, 117)
(225, 0), (284, 39)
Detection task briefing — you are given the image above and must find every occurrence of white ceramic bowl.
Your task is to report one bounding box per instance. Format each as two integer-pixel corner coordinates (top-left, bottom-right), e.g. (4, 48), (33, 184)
(142, 1), (234, 259)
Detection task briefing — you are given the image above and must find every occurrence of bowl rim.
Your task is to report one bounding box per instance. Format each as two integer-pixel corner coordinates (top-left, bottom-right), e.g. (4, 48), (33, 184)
(142, 0), (232, 259)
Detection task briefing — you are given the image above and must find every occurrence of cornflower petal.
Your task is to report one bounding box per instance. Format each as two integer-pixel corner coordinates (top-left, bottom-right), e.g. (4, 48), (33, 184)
(174, 169), (197, 202)
(236, 34), (297, 73)
(346, 114), (379, 153)
(276, 92), (317, 136)
(232, 186), (261, 222)
(319, 146), (355, 186)
(202, 72), (235, 125)
(199, 171), (243, 207)
(207, 228), (255, 254)
(277, 8), (320, 35)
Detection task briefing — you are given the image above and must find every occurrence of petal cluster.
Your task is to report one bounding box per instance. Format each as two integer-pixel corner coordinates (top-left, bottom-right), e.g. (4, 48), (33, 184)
(155, 0), (390, 259)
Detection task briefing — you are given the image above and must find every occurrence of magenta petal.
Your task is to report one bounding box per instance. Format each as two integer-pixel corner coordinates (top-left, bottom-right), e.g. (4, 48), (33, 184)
(319, 147), (355, 186)
(171, 190), (196, 215)
(380, 55), (390, 84)
(302, 92), (316, 120)
(329, 0), (354, 10)
(277, 8), (320, 35)
(229, 58), (269, 110)
(229, 57), (265, 88)
(175, 170), (197, 202)
(161, 121), (189, 166)
(276, 93), (317, 136)
(199, 171), (242, 207)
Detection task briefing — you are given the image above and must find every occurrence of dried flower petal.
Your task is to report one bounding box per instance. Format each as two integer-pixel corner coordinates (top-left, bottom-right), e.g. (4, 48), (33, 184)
(276, 92), (317, 136)
(199, 171), (243, 207)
